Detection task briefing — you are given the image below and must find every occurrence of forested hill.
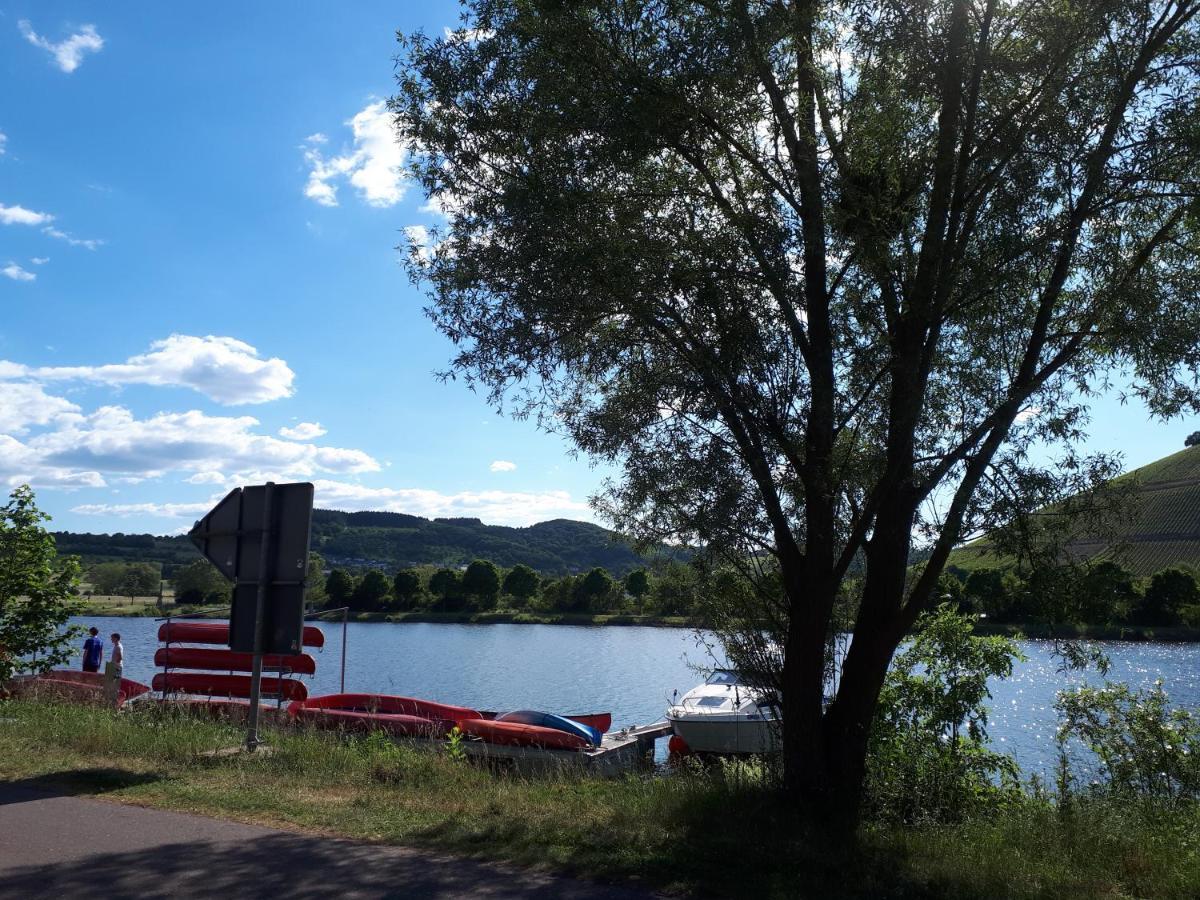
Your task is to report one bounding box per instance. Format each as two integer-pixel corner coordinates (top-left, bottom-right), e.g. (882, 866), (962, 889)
(53, 509), (653, 576)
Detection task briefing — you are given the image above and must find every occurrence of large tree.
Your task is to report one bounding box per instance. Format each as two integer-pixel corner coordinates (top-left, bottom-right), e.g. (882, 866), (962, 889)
(394, 0), (1200, 823)
(0, 486), (81, 682)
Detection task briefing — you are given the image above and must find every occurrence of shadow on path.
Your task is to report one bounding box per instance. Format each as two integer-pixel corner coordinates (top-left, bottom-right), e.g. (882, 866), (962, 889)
(0, 769), (163, 805)
(0, 782), (654, 900)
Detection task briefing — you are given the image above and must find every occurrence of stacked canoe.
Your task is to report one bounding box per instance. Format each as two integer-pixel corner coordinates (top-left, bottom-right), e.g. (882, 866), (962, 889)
(154, 621), (321, 704)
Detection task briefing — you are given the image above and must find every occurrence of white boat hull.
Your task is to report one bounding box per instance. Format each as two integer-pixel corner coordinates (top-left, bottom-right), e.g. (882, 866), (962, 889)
(667, 713), (779, 755)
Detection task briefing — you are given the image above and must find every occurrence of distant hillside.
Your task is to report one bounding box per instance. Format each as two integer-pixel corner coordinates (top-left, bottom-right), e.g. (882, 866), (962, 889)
(951, 445), (1200, 577)
(53, 509), (656, 577)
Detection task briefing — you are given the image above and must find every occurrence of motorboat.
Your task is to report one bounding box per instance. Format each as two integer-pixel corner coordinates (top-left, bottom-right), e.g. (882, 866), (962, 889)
(666, 668), (780, 754)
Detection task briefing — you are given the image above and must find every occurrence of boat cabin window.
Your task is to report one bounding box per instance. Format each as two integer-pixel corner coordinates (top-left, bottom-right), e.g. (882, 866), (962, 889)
(705, 669), (741, 686)
(694, 696), (731, 708)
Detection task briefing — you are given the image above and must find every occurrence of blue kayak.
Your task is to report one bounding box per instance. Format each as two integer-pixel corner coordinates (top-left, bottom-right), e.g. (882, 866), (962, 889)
(496, 709), (602, 747)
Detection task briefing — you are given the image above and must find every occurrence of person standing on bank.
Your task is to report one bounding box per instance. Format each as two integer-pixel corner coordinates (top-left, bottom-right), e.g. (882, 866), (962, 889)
(81, 627), (103, 673)
(109, 633), (124, 676)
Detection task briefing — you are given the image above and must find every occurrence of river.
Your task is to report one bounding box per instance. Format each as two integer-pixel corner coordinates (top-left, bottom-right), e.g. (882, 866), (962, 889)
(67, 616), (1200, 774)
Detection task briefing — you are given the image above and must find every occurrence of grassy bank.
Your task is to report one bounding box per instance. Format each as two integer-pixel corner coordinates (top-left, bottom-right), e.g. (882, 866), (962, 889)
(2, 700), (1198, 898)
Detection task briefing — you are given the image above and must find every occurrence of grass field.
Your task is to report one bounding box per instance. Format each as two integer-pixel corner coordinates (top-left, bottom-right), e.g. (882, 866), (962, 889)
(2, 699), (1199, 898)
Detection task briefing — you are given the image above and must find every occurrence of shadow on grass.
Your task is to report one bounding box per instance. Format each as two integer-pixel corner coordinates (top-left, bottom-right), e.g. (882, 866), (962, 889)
(400, 779), (1008, 900)
(0, 768), (165, 804)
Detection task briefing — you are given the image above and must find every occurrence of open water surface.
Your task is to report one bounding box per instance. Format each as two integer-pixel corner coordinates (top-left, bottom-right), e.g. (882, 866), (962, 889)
(68, 616), (1200, 774)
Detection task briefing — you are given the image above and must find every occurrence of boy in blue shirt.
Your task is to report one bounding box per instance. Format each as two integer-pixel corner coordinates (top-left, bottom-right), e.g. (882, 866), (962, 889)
(81, 627), (103, 673)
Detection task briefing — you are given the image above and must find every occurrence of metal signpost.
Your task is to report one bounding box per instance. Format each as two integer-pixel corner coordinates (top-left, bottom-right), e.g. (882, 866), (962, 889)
(189, 481), (314, 750)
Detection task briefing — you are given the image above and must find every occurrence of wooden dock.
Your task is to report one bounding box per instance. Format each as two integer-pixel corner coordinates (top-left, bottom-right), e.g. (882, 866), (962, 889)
(456, 720), (674, 776)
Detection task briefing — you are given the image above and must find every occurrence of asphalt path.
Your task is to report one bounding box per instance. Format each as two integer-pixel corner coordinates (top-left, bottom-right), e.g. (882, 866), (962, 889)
(0, 782), (660, 899)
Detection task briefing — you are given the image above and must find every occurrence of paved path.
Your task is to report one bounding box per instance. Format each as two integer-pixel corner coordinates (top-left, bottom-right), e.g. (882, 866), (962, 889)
(0, 782), (658, 899)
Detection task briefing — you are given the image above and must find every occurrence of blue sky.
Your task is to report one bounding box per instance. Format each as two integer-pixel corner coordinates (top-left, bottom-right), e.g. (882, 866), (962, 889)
(0, 3), (1195, 538)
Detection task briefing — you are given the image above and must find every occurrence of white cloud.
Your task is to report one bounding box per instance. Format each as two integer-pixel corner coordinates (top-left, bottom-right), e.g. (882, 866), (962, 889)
(309, 480), (590, 527)
(30, 257), (49, 265)
(72, 500), (214, 519)
(0, 434), (106, 490)
(0, 382), (80, 433)
(186, 471), (228, 485)
(0, 131), (6, 156)
(489, 460), (517, 472)
(2, 262), (35, 282)
(28, 406), (379, 477)
(19, 20), (104, 73)
(303, 101), (405, 208)
(1, 334), (296, 405)
(71, 481), (593, 528)
(43, 226), (103, 250)
(0, 203), (53, 226)
(279, 421), (326, 440)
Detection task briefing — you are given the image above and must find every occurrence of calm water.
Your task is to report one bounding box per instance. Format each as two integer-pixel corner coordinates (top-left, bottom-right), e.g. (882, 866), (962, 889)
(68, 616), (1200, 773)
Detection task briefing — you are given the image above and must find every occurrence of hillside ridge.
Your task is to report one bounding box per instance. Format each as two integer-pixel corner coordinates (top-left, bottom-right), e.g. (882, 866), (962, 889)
(953, 444), (1200, 576)
(53, 508), (656, 577)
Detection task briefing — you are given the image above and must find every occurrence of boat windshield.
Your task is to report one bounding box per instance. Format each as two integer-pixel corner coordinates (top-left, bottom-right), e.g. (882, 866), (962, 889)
(705, 669), (742, 686)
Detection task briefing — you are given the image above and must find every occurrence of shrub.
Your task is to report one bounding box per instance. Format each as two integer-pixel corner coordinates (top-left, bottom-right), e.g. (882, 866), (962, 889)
(1056, 679), (1200, 801)
(865, 605), (1022, 824)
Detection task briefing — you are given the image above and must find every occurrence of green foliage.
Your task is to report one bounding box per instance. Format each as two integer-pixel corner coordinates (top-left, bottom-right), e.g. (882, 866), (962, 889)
(305, 552), (327, 606)
(392, 568), (423, 611)
(866, 606), (1023, 824)
(171, 558), (229, 605)
(325, 569), (356, 607)
(624, 568), (650, 601)
(1057, 679), (1200, 801)
(501, 563), (539, 605)
(428, 568), (465, 610)
(1135, 566), (1200, 626)
(573, 567), (617, 613)
(445, 725), (466, 763)
(89, 560), (161, 598)
(350, 569), (391, 612)
(461, 559), (501, 609)
(0, 486), (82, 682)
(647, 562), (699, 617)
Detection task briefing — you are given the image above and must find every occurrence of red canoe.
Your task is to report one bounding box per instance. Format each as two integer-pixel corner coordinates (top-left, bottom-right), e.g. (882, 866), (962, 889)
(288, 693), (481, 725)
(290, 707), (447, 738)
(154, 647), (317, 675)
(152, 672), (308, 701)
(11, 670), (151, 705)
(460, 718), (591, 751)
(157, 621), (325, 648)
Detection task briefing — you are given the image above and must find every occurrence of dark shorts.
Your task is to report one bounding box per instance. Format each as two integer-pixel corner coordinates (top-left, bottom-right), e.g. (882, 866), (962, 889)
(82, 663), (99, 673)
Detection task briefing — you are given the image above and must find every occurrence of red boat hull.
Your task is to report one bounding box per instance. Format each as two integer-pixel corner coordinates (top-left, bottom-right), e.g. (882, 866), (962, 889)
(152, 672), (308, 701)
(291, 693), (481, 724)
(291, 707), (448, 738)
(11, 670), (151, 705)
(460, 718), (591, 751)
(154, 647), (317, 675)
(157, 621), (325, 648)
